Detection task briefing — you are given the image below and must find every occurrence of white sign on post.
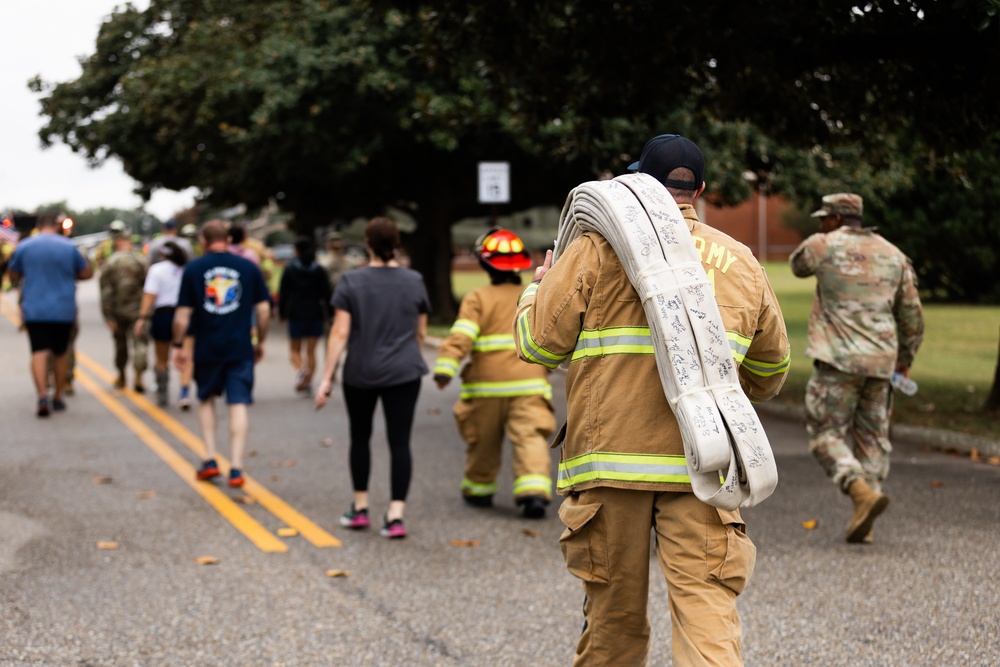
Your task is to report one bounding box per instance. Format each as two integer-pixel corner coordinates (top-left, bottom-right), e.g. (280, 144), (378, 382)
(478, 162), (511, 204)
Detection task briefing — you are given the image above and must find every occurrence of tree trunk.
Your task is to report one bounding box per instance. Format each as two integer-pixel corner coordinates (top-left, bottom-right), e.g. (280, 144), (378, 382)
(405, 200), (458, 324)
(985, 325), (1000, 413)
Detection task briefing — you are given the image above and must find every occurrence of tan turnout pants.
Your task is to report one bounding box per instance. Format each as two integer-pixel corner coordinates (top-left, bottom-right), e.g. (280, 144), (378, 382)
(558, 487), (756, 667)
(453, 394), (555, 500)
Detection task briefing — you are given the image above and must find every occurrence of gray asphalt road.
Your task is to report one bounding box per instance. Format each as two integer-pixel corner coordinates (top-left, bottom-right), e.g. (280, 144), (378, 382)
(1, 281), (998, 666)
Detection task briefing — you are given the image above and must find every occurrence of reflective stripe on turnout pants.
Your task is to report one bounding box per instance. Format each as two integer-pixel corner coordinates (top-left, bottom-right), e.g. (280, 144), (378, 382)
(453, 394), (555, 500)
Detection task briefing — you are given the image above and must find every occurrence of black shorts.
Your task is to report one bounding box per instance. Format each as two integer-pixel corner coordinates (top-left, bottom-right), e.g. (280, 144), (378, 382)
(25, 322), (73, 355)
(150, 307), (176, 342)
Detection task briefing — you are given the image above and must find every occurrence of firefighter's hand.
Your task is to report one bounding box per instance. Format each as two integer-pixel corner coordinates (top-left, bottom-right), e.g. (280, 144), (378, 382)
(533, 249), (553, 282)
(434, 374), (451, 390)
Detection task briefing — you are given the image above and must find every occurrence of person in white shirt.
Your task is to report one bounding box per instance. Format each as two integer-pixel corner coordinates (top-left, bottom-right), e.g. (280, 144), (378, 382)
(134, 241), (192, 407)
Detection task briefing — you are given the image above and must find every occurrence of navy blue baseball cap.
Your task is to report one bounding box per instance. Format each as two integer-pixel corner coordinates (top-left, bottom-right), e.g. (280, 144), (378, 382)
(627, 134), (705, 190)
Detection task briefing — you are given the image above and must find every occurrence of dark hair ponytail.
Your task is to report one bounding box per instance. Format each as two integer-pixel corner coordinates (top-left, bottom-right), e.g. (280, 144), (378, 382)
(162, 241), (188, 267)
(365, 217), (399, 262)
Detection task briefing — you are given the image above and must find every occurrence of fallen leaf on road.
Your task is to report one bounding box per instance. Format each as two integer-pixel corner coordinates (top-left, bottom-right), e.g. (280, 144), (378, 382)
(426, 407), (441, 415)
(801, 520), (818, 530)
(277, 527), (299, 537)
(195, 556), (219, 565)
(136, 491), (156, 499)
(970, 448), (980, 461)
(522, 528), (539, 538)
(233, 495), (256, 505)
(246, 450), (259, 458)
(270, 475), (281, 482)
(988, 456), (1000, 466)
(931, 481), (945, 488)
(270, 459), (297, 468)
(450, 539), (480, 547)
(325, 569), (350, 578)
(320, 437), (334, 447)
(97, 541), (119, 550)
(92, 476), (113, 485)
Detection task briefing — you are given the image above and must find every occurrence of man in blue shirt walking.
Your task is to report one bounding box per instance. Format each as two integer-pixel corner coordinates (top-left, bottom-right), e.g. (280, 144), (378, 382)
(171, 220), (270, 488)
(8, 213), (93, 416)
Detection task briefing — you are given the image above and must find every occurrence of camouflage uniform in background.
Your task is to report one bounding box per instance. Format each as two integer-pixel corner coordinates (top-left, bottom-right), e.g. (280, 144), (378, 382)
(317, 232), (361, 295)
(100, 248), (150, 389)
(790, 195), (924, 494)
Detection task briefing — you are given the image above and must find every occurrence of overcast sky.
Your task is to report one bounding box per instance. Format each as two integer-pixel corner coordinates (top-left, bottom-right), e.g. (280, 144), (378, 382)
(0, 1), (196, 220)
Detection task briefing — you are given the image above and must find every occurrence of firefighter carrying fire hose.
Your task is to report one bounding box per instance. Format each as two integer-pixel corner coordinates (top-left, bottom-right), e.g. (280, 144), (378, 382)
(433, 228), (556, 519)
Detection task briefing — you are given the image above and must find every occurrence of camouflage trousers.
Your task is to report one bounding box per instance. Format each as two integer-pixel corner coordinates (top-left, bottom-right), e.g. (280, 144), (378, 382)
(110, 316), (149, 375)
(805, 362), (893, 493)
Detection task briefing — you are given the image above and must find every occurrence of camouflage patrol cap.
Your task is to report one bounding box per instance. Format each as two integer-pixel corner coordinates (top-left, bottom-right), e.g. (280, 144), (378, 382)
(108, 219), (128, 236)
(811, 193), (863, 218)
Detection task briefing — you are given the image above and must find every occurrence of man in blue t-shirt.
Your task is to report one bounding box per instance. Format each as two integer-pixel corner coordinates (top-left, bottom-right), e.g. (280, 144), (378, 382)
(8, 213), (93, 417)
(172, 219), (270, 488)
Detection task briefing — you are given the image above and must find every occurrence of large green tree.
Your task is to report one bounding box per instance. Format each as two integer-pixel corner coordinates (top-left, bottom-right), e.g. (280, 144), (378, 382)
(31, 0), (1000, 318)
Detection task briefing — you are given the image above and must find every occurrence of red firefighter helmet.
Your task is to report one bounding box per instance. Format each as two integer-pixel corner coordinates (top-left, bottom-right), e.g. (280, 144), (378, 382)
(475, 228), (533, 272)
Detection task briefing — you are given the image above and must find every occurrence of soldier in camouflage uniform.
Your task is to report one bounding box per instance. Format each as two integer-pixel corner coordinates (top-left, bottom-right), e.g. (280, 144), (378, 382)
(317, 231), (359, 294)
(790, 193), (924, 543)
(100, 231), (150, 391)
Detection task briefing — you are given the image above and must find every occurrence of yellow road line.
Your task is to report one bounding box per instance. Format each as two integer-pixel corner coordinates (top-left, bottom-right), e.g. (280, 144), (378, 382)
(76, 352), (341, 548)
(74, 368), (289, 553)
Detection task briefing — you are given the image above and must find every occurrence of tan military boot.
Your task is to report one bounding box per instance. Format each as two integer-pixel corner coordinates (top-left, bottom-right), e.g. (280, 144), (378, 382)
(845, 479), (889, 543)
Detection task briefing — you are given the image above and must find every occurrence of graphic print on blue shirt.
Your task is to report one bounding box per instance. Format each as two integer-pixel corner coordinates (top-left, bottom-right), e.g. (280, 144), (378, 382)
(203, 267), (243, 314)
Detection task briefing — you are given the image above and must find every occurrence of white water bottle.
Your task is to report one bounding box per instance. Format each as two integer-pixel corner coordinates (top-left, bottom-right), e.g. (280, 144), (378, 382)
(891, 372), (918, 396)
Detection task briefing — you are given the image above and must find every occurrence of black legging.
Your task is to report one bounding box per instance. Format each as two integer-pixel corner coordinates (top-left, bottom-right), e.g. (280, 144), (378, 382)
(342, 378), (421, 501)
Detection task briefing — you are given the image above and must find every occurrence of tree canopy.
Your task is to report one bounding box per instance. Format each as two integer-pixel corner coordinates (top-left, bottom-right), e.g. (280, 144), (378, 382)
(31, 0), (1000, 314)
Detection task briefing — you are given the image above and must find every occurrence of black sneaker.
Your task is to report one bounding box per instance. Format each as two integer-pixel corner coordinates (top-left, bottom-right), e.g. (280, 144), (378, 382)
(37, 397), (50, 418)
(518, 495), (549, 519)
(52, 398), (67, 412)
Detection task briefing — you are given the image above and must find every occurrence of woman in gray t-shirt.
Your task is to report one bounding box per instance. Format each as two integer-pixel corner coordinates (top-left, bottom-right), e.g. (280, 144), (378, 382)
(316, 217), (429, 539)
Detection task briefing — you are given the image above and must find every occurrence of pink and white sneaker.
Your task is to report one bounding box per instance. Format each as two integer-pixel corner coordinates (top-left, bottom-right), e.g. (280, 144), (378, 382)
(339, 505), (370, 529)
(380, 517), (407, 539)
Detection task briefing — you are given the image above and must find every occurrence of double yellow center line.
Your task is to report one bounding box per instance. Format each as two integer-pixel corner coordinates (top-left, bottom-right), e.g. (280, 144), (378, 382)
(1, 299), (340, 552)
(75, 353), (342, 552)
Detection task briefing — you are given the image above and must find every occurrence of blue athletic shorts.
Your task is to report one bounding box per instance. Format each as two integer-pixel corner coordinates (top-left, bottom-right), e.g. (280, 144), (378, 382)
(150, 307), (175, 342)
(194, 359), (255, 404)
(288, 318), (324, 339)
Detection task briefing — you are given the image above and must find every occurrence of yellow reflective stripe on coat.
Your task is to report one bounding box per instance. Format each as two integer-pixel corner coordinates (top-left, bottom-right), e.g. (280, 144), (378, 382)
(473, 334), (516, 352)
(726, 331), (752, 364)
(742, 351), (791, 377)
(461, 478), (498, 497)
(459, 379), (553, 400)
(570, 326), (654, 361)
(433, 357), (459, 377)
(557, 452), (690, 489)
(513, 474), (552, 498)
(450, 318), (480, 339)
(516, 308), (568, 369)
(518, 282), (539, 305)
(727, 331), (789, 377)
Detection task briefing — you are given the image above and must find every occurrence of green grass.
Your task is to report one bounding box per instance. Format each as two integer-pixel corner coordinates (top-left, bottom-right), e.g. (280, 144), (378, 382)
(433, 264), (1000, 439)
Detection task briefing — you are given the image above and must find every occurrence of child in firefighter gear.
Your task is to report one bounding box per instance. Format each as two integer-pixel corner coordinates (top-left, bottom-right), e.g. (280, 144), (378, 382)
(99, 231), (150, 392)
(516, 135), (790, 666)
(790, 193), (924, 543)
(434, 228), (556, 519)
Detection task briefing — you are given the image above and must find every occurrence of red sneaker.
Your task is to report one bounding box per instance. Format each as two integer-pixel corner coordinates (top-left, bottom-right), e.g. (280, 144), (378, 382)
(196, 460), (220, 481)
(228, 469), (245, 488)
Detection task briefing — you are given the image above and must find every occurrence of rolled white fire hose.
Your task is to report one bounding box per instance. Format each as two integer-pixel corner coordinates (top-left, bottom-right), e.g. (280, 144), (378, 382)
(553, 173), (777, 509)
